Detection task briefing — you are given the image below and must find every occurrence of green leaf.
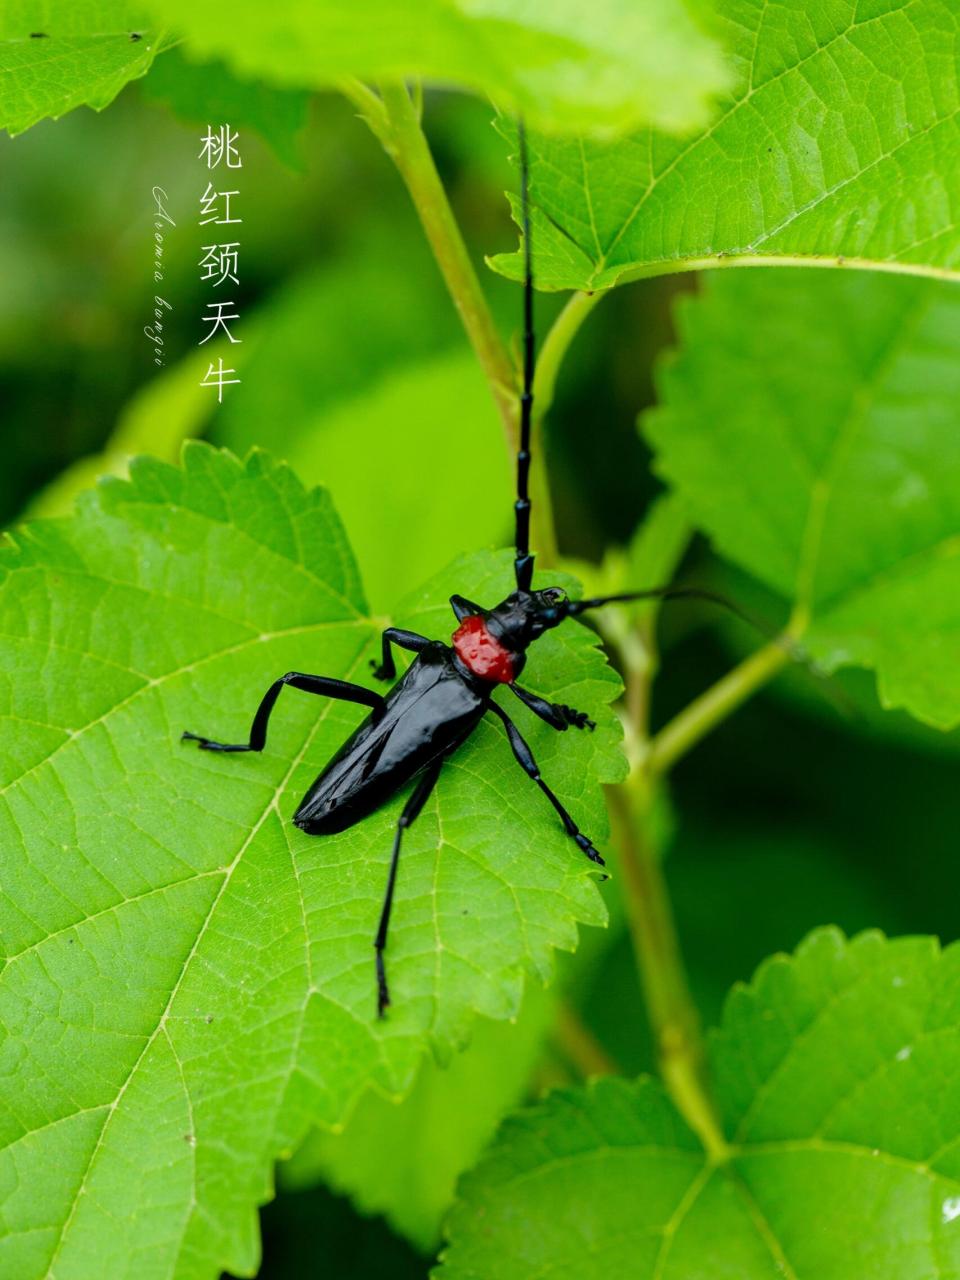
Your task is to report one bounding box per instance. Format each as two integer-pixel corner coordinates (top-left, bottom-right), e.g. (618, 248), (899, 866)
(705, 560), (960, 759)
(439, 929), (960, 1279)
(0, 5), (164, 136)
(141, 46), (309, 168)
(144, 0), (732, 136)
(578, 821), (901, 1078)
(492, 1), (960, 289)
(282, 983), (553, 1252)
(0, 444), (622, 1279)
(645, 269), (960, 730)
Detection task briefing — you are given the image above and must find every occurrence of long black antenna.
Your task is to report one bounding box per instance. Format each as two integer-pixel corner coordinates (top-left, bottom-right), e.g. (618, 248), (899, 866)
(566, 585), (856, 719)
(514, 119), (535, 593)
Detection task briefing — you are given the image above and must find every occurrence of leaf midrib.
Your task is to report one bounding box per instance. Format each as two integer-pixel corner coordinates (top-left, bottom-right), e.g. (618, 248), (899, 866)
(789, 286), (934, 625)
(0, 618), (368, 801)
(486, 1134), (960, 1279)
(596, 2), (923, 273)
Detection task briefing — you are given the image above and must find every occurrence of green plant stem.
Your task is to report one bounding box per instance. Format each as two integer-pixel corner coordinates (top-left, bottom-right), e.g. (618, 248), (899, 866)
(338, 77), (388, 133)
(351, 79), (557, 560)
(606, 606), (792, 1158)
(646, 640), (790, 778)
(376, 82), (517, 430)
(343, 81), (614, 571)
(532, 289), (605, 419)
(552, 999), (620, 1079)
(607, 779), (728, 1161)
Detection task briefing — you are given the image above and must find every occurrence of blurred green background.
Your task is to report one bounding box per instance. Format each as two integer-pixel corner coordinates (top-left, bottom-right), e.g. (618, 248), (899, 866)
(3, 65), (956, 1278)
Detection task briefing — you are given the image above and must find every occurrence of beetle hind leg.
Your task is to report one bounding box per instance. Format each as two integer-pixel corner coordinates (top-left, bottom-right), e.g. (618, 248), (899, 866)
(375, 756), (445, 1018)
(370, 627), (432, 682)
(182, 671), (386, 754)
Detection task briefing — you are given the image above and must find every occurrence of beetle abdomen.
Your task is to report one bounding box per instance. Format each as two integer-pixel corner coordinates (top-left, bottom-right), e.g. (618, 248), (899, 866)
(293, 645), (486, 834)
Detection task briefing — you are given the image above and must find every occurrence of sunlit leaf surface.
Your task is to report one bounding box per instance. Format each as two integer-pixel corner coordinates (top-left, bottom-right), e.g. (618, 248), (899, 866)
(0, 445), (623, 1279)
(145, 0), (731, 136)
(646, 269), (960, 729)
(0, 5), (163, 135)
(440, 930), (960, 1279)
(493, 1), (960, 288)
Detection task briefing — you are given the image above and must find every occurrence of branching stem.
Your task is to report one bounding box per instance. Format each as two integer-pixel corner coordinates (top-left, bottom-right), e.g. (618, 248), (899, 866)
(608, 606), (790, 1158)
(646, 640), (790, 777)
(532, 289), (605, 419)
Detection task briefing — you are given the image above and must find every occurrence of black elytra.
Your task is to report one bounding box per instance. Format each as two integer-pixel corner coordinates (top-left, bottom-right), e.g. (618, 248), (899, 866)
(182, 120), (734, 1018)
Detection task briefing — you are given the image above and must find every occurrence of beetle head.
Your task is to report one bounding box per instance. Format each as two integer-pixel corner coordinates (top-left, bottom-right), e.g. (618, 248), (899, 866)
(482, 587), (570, 652)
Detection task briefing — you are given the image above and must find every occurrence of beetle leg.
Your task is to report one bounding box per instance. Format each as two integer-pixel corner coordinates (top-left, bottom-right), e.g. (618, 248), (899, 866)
(375, 755), (445, 1018)
(486, 700), (606, 871)
(182, 672), (386, 753)
(370, 627), (432, 682)
(449, 594), (485, 623)
(510, 683), (596, 732)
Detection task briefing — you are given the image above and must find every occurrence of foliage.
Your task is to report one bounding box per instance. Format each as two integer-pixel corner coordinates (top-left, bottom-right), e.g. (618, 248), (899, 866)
(212, 243), (513, 611)
(0, 7), (162, 136)
(492, 1), (960, 288)
(141, 47), (310, 168)
(0, 0), (730, 138)
(440, 931), (960, 1279)
(647, 269), (960, 728)
(283, 984), (553, 1251)
(0, 446), (620, 1279)
(144, 0), (730, 137)
(1, 4), (960, 1278)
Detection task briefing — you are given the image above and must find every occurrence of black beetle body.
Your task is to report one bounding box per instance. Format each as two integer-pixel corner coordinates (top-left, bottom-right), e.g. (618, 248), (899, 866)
(182, 123), (732, 1015)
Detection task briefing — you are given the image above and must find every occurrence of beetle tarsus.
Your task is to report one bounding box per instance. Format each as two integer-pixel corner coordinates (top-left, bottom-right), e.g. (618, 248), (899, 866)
(575, 833), (605, 866)
(376, 949), (390, 1018)
(370, 659), (393, 682)
(181, 730), (253, 753)
(559, 704), (595, 731)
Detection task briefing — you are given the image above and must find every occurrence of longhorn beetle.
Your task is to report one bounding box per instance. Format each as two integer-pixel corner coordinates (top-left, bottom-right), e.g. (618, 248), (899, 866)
(183, 122), (737, 1017)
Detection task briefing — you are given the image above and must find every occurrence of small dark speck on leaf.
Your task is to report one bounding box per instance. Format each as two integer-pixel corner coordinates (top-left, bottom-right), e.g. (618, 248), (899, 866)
(130, 32), (142, 41)
(184, 1133), (196, 1146)
(30, 32), (48, 38)
(67, 937), (75, 944)
(461, 908), (469, 915)
(205, 1014), (214, 1024)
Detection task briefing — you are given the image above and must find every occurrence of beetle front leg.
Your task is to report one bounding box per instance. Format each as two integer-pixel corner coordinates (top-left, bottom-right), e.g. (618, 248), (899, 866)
(370, 628), (433, 682)
(510, 683), (596, 732)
